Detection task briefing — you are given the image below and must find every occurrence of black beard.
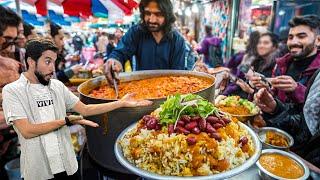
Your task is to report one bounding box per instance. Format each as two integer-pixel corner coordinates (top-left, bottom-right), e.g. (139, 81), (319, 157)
(35, 71), (50, 86)
(289, 42), (316, 60)
(144, 21), (165, 32)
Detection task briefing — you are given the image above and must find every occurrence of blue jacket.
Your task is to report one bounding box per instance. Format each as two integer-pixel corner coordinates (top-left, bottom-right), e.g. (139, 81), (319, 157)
(109, 25), (186, 70)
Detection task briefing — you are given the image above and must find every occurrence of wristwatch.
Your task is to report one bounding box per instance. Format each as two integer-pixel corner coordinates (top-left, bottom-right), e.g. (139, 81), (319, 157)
(65, 116), (72, 126)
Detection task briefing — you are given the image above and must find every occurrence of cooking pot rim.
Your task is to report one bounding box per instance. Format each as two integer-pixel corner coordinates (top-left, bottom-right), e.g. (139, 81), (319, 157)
(78, 70), (216, 101)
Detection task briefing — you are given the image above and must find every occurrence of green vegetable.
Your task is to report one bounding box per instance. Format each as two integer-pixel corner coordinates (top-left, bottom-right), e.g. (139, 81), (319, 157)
(159, 94), (218, 125)
(220, 96), (259, 114)
(159, 94), (182, 125)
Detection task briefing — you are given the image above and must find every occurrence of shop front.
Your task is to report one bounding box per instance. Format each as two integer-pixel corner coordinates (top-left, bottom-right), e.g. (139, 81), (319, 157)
(232, 0), (274, 53)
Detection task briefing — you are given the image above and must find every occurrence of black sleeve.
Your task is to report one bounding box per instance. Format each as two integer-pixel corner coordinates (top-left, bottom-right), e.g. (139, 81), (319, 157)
(262, 99), (312, 146)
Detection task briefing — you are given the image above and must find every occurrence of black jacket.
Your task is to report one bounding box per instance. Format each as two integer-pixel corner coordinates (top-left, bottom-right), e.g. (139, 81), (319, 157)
(263, 69), (320, 168)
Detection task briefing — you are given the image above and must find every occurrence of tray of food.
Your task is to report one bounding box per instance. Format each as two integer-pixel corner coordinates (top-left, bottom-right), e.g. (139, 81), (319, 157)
(215, 95), (260, 122)
(115, 94), (261, 179)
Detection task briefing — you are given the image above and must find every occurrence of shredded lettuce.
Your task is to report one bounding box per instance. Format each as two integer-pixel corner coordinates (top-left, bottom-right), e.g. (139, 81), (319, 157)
(159, 94), (218, 125)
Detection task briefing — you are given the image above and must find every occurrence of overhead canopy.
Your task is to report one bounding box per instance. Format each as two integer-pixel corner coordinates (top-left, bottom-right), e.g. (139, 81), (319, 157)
(49, 10), (71, 26)
(62, 0), (92, 18)
(22, 10), (45, 26)
(110, 0), (138, 15)
(35, 0), (47, 16)
(2, 0), (139, 27)
(92, 0), (108, 18)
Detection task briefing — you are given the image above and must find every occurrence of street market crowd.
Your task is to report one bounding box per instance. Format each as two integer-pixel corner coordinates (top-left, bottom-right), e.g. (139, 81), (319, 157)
(0, 0), (320, 179)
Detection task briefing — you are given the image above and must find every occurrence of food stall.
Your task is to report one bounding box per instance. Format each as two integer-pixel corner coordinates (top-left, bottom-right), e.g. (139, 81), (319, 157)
(77, 69), (312, 179)
(78, 70), (216, 175)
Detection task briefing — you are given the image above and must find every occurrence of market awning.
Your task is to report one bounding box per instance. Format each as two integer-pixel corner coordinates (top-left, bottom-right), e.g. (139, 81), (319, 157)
(22, 10), (45, 26)
(35, 0), (47, 16)
(0, 0), (15, 6)
(110, 0), (138, 15)
(98, 0), (125, 24)
(62, 0), (92, 18)
(92, 0), (108, 18)
(49, 10), (71, 26)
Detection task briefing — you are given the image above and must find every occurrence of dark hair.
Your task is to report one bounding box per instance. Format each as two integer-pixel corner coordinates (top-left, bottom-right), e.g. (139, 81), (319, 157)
(50, 23), (62, 38)
(205, 25), (212, 35)
(25, 38), (59, 69)
(254, 32), (279, 73)
(139, 0), (176, 34)
(23, 23), (34, 38)
(0, 5), (22, 36)
(108, 33), (115, 40)
(289, 15), (320, 34)
(245, 31), (260, 56)
(260, 32), (279, 48)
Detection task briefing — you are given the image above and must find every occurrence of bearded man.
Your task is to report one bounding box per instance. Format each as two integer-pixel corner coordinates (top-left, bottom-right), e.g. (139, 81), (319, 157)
(103, 0), (186, 84)
(252, 15), (320, 104)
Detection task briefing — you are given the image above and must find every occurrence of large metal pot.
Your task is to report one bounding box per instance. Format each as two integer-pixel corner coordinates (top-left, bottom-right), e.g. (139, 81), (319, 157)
(78, 70), (215, 174)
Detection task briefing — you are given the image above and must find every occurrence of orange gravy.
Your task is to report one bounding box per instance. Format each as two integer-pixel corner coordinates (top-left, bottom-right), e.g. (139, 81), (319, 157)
(259, 153), (304, 179)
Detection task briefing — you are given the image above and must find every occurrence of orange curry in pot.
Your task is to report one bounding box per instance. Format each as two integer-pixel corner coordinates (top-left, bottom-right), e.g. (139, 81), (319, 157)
(89, 76), (213, 99)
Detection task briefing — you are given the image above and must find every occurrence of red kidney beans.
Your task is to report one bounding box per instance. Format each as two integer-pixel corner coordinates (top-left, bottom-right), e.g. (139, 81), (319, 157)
(218, 119), (226, 126)
(206, 116), (220, 124)
(191, 116), (202, 122)
(210, 133), (222, 141)
(180, 115), (191, 123)
(176, 126), (190, 135)
(177, 120), (185, 127)
(185, 121), (198, 131)
(146, 119), (157, 130)
(142, 115), (152, 122)
(191, 127), (201, 134)
(206, 123), (216, 133)
(168, 124), (174, 135)
(213, 123), (223, 129)
(199, 118), (207, 131)
(239, 137), (248, 146)
(155, 123), (161, 130)
(222, 117), (231, 124)
(186, 137), (197, 145)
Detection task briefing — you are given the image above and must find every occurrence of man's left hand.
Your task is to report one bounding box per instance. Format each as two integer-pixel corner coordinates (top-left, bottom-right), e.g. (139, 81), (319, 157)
(73, 119), (99, 127)
(68, 115), (99, 128)
(254, 88), (277, 113)
(270, 75), (297, 92)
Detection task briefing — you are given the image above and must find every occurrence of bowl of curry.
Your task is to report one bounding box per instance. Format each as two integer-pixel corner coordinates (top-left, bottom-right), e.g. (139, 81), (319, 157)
(256, 149), (309, 180)
(258, 127), (294, 150)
